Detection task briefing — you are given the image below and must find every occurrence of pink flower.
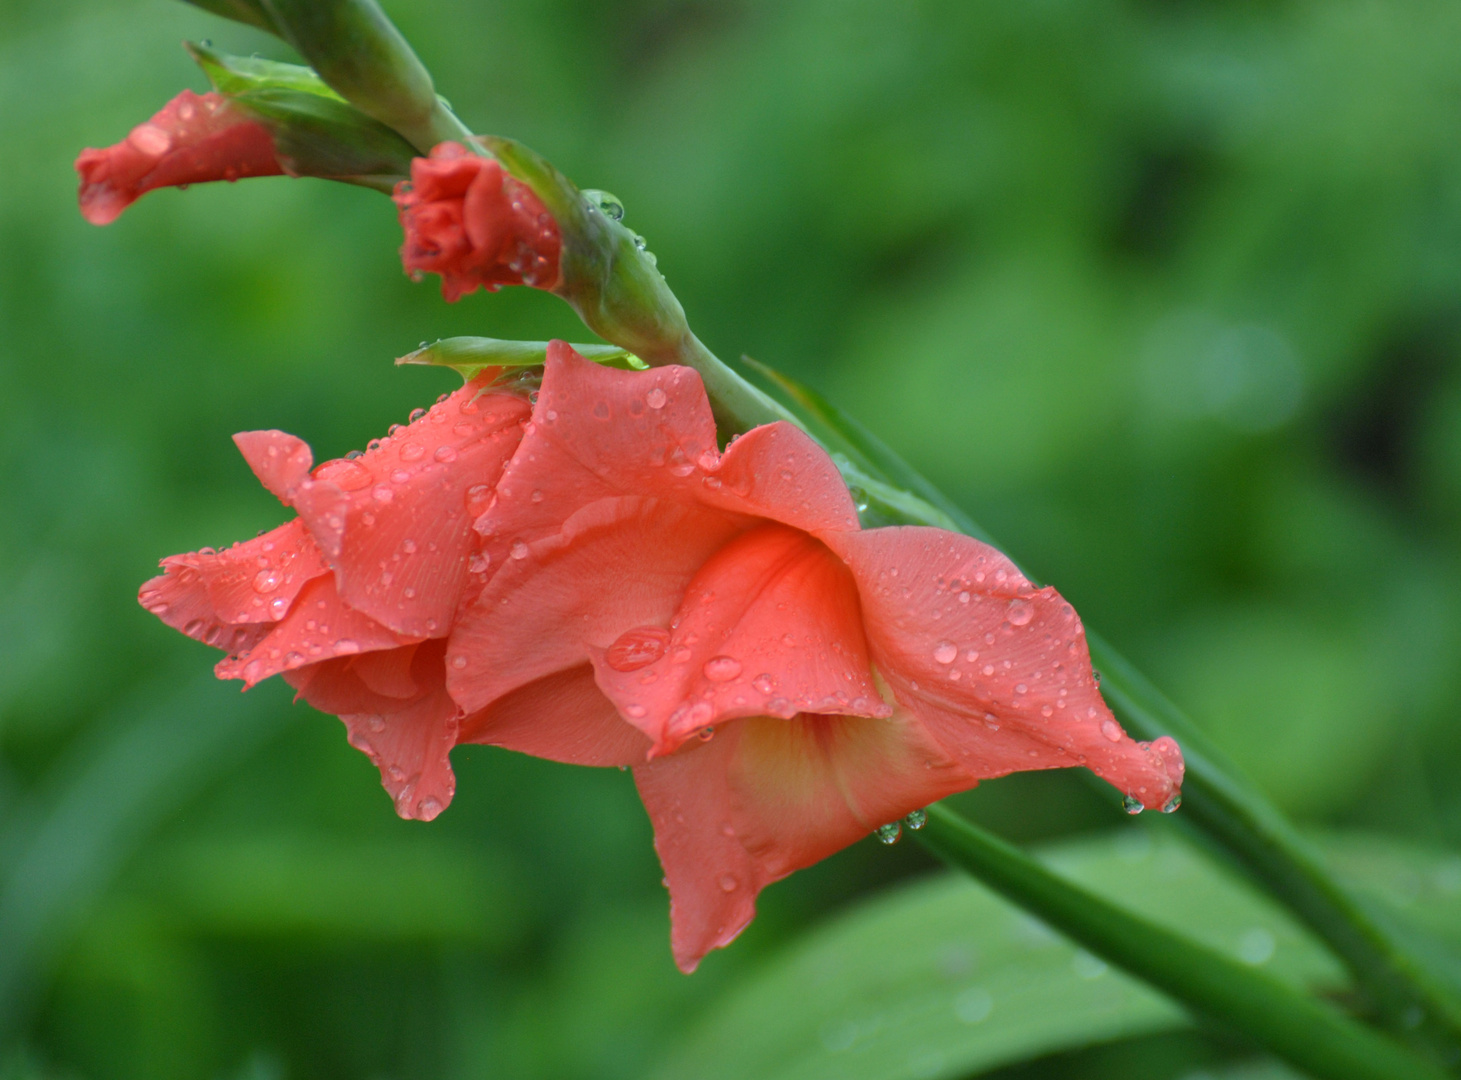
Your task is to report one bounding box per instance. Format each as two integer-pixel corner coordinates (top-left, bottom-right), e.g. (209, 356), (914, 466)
(393, 142), (562, 300)
(75, 90), (284, 226)
(140, 345), (1182, 972)
(140, 373), (531, 820)
(444, 343), (1184, 971)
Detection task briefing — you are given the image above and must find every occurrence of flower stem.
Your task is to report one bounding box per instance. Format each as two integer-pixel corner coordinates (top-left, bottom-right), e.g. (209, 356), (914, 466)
(915, 803), (1452, 1080)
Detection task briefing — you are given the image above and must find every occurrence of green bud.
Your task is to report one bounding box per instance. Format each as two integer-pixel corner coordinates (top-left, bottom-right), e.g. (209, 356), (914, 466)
(178, 0), (280, 34)
(253, 0), (470, 152)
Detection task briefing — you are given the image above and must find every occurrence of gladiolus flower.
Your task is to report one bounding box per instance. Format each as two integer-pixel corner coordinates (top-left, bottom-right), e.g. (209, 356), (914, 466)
(76, 90), (284, 225)
(139, 373), (531, 820)
(393, 142), (562, 300)
(445, 343), (1184, 971)
(139, 345), (1182, 972)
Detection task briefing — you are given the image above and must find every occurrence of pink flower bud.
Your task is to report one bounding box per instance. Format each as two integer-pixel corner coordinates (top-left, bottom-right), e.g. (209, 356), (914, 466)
(393, 142), (562, 300)
(75, 90), (284, 225)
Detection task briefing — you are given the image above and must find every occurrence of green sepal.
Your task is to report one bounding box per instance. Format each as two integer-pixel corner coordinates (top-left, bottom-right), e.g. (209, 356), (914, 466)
(397, 337), (648, 381)
(187, 42), (417, 191)
(475, 136), (698, 368)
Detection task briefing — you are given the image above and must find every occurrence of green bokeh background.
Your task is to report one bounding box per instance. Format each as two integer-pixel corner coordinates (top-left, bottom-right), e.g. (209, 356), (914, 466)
(2, 1), (1460, 1077)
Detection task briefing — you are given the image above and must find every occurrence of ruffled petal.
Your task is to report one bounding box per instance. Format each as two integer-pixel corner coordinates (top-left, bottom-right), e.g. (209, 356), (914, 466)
(635, 711), (976, 972)
(460, 663), (651, 767)
(591, 523), (888, 754)
(291, 380), (529, 638)
(341, 682), (461, 821)
(234, 431), (314, 505)
(829, 527), (1184, 810)
(283, 643), (424, 716)
(76, 90), (284, 226)
(476, 345), (859, 553)
(216, 574), (412, 689)
(139, 519), (326, 646)
(447, 496), (747, 713)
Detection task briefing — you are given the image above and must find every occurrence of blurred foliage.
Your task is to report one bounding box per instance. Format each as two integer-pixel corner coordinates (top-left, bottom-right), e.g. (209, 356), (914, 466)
(2, 0), (1460, 1077)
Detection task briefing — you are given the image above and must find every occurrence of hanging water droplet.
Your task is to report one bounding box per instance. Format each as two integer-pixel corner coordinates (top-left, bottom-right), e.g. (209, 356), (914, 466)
(875, 822), (902, 845)
(904, 808), (927, 830)
(583, 189), (625, 221)
(345, 449), (364, 460)
(1092, 669), (1103, 686)
(1161, 793), (1182, 814)
(1122, 795), (1144, 815)
(848, 485), (870, 512)
(416, 796), (443, 819)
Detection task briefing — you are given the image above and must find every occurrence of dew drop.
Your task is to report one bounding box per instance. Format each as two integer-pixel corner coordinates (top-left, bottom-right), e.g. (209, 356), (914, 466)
(334, 638), (360, 655)
(719, 874), (737, 892)
(434, 445), (457, 463)
(606, 627), (671, 672)
(646, 387), (667, 409)
(268, 596), (289, 619)
(399, 442), (425, 462)
(417, 796), (443, 818)
(128, 123), (172, 156)
(1007, 598), (1034, 626)
(373, 485), (394, 503)
(1161, 793), (1182, 814)
(1101, 719), (1122, 742)
(510, 541), (529, 560)
(451, 654), (468, 670)
(752, 673), (776, 694)
(1122, 795), (1144, 815)
(904, 808), (927, 830)
(367, 715), (386, 733)
(468, 553), (490, 574)
(253, 569), (281, 593)
(875, 822), (902, 845)
(409, 408), (427, 423)
(702, 655), (742, 682)
(625, 704), (647, 718)
(933, 641), (958, 664)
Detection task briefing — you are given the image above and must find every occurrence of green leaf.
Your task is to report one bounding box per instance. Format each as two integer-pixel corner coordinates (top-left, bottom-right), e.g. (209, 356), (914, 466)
(178, 0), (280, 34)
(396, 337), (648, 380)
(650, 829), (1461, 1080)
(187, 42), (345, 102)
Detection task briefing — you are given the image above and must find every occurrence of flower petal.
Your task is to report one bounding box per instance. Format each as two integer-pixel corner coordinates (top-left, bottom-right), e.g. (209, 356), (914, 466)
(215, 574), (412, 689)
(234, 430), (315, 505)
(283, 643), (425, 716)
(829, 527), (1185, 809)
(291, 382), (529, 638)
(591, 523), (888, 754)
(76, 90), (284, 226)
(460, 663), (651, 767)
(635, 711), (976, 972)
(138, 519), (326, 646)
(447, 495), (747, 713)
(341, 682), (460, 821)
(477, 344), (859, 553)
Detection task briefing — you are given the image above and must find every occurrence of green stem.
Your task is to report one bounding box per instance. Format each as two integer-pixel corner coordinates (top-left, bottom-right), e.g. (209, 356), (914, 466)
(915, 804), (1451, 1080)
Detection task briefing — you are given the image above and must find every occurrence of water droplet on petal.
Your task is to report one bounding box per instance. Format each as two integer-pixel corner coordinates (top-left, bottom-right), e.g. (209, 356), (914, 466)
(1101, 719), (1122, 742)
(128, 123), (172, 156)
(367, 715), (386, 733)
(510, 541), (529, 560)
(416, 796), (442, 819)
(373, 485), (394, 503)
(1161, 793), (1182, 814)
(646, 387), (667, 409)
(702, 655), (742, 682)
(625, 704), (647, 718)
(399, 443), (425, 462)
(933, 641), (958, 664)
(719, 874), (737, 892)
(409, 408), (427, 423)
(1122, 795), (1144, 815)
(875, 822), (902, 845)
(1007, 598), (1034, 626)
(268, 596), (289, 619)
(253, 570), (281, 593)
(334, 638), (360, 655)
(434, 445), (457, 463)
(468, 553), (490, 574)
(606, 627), (671, 672)
(904, 808), (928, 830)
(752, 673), (776, 694)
